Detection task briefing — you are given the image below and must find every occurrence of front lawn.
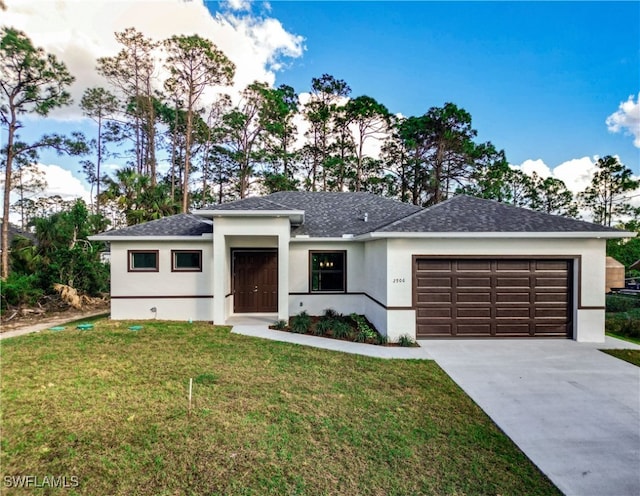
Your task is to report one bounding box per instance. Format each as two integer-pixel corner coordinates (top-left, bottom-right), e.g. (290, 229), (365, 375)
(1, 320), (560, 495)
(601, 349), (640, 367)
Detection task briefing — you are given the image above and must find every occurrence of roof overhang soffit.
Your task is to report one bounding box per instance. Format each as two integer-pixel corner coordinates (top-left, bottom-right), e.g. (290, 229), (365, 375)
(193, 209), (305, 226)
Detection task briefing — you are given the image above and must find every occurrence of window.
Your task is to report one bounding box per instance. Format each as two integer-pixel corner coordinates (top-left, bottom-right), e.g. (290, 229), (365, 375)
(172, 250), (202, 272)
(310, 251), (346, 292)
(128, 250), (159, 272)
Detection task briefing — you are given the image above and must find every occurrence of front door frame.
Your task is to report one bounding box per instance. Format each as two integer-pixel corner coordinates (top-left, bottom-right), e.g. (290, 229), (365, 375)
(231, 248), (278, 313)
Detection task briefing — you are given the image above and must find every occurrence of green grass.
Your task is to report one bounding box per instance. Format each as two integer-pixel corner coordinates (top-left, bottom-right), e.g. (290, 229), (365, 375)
(601, 349), (640, 367)
(606, 331), (640, 345)
(0, 319), (561, 495)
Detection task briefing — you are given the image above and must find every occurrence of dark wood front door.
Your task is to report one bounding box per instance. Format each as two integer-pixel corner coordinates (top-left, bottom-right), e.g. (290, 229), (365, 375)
(233, 250), (278, 313)
(414, 258), (572, 338)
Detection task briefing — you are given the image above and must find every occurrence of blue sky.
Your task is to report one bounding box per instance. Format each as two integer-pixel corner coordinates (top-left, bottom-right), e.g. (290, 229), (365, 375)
(2, 0), (639, 205)
(263, 1), (639, 169)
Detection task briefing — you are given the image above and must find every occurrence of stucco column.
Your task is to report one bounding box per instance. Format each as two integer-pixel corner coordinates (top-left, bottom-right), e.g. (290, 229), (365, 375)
(278, 232), (289, 321)
(212, 225), (226, 324)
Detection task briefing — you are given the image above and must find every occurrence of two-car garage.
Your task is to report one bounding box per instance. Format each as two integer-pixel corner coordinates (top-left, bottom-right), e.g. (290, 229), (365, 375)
(414, 257), (572, 339)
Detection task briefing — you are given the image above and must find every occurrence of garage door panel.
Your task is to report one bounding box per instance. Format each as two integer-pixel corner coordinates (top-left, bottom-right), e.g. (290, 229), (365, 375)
(496, 292), (530, 303)
(496, 260), (530, 271)
(417, 260), (452, 271)
(496, 307), (531, 318)
(416, 292), (451, 304)
(496, 277), (530, 287)
(457, 277), (491, 288)
(415, 258), (571, 339)
(535, 307), (568, 318)
(535, 277), (568, 287)
(417, 276), (451, 288)
(535, 260), (569, 271)
(534, 323), (569, 334)
(457, 307), (491, 318)
(535, 292), (568, 302)
(496, 323), (531, 335)
(417, 322), (452, 335)
(457, 323), (492, 334)
(456, 260), (492, 271)
(418, 307), (452, 318)
(456, 292), (491, 303)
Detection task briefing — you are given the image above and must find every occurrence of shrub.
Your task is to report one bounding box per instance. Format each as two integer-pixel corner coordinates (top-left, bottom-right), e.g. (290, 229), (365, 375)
(375, 333), (388, 345)
(290, 311), (311, 334)
(332, 321), (352, 339)
(323, 308), (339, 319)
(273, 319), (287, 330)
(350, 313), (378, 342)
(315, 319), (334, 336)
(606, 294), (640, 313)
(605, 315), (626, 335)
(397, 334), (415, 347)
(0, 273), (43, 310)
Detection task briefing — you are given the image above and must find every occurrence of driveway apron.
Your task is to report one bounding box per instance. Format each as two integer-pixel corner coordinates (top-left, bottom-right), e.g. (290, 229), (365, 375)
(422, 338), (640, 496)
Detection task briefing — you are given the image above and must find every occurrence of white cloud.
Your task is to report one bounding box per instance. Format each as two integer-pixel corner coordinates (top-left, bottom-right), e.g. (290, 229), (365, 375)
(606, 93), (640, 147)
(518, 159), (552, 179)
(3, 163), (92, 224)
(222, 0), (252, 12)
(3, 0), (304, 119)
(35, 163), (92, 203)
(511, 156), (599, 194)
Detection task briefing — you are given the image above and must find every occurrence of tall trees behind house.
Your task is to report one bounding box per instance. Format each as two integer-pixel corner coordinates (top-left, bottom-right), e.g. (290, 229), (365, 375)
(164, 34), (235, 212)
(1, 27), (86, 279)
(80, 87), (119, 215)
(303, 74), (351, 191)
(4, 27), (637, 244)
(97, 28), (159, 181)
(579, 156), (639, 226)
(259, 84), (299, 192)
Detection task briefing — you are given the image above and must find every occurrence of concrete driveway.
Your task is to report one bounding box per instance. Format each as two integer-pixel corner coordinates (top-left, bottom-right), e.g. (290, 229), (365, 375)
(423, 337), (640, 496)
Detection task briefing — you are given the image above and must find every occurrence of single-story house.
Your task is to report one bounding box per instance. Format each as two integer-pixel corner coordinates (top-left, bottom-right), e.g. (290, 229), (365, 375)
(90, 192), (633, 342)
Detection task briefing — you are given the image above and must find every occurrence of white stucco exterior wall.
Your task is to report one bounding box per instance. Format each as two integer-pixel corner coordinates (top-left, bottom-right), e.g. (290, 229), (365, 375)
(383, 236), (608, 342)
(109, 239), (213, 321)
(288, 241), (365, 316)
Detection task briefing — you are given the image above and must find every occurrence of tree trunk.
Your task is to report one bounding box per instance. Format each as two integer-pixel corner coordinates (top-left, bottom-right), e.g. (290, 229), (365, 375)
(2, 112), (16, 279)
(147, 91), (157, 186)
(96, 114), (102, 216)
(182, 105), (193, 213)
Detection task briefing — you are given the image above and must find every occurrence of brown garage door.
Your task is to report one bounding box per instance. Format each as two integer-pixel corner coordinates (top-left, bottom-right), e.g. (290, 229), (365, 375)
(414, 258), (572, 338)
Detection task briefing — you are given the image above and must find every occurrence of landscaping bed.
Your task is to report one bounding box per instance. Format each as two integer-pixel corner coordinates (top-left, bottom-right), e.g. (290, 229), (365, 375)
(271, 309), (418, 346)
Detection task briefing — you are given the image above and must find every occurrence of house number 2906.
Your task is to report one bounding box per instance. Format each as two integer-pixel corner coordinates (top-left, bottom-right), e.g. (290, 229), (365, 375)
(392, 278), (405, 283)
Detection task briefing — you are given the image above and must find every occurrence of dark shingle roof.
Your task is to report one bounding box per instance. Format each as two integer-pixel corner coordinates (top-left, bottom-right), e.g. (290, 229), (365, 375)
(98, 214), (212, 237)
(266, 191), (422, 237)
(205, 196), (294, 211)
(94, 193), (626, 239)
(378, 195), (622, 233)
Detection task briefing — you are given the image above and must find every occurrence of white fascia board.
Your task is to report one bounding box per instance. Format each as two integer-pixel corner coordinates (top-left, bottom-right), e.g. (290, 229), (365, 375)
(89, 234), (213, 242)
(358, 231), (636, 240)
(290, 236), (356, 243)
(194, 209), (304, 223)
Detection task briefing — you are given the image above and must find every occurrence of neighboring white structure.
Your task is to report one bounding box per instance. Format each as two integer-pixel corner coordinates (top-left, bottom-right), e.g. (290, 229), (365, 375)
(90, 193), (634, 342)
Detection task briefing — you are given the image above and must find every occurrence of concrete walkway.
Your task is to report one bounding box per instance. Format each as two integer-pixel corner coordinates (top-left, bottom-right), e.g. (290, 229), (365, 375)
(0, 310), (109, 340)
(231, 322), (640, 496)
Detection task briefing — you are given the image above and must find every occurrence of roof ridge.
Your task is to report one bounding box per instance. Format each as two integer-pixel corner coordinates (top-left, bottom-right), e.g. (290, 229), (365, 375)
(262, 195), (300, 210)
(373, 203), (426, 231)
